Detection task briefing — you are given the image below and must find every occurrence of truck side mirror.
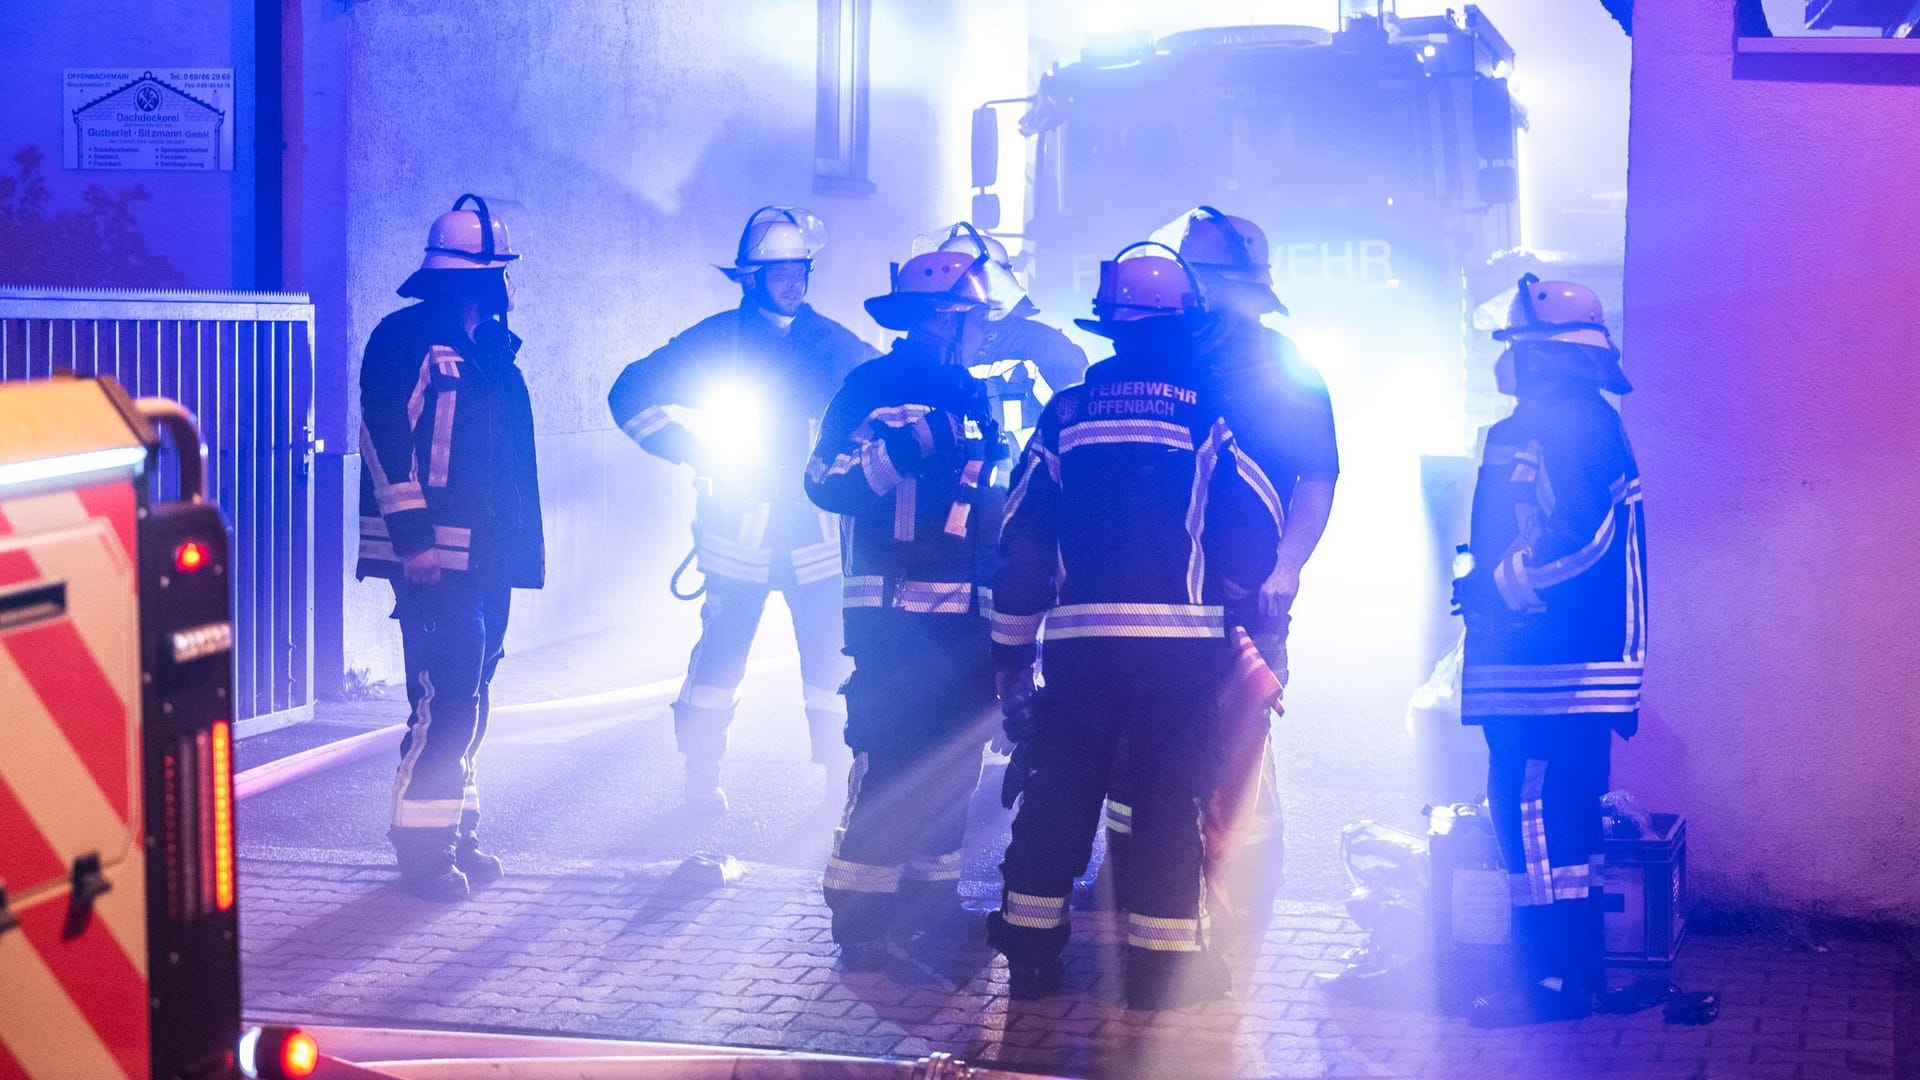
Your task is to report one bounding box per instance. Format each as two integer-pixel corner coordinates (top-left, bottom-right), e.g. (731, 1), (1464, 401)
(971, 193), (1002, 231)
(971, 106), (999, 190)
(1479, 165), (1519, 206)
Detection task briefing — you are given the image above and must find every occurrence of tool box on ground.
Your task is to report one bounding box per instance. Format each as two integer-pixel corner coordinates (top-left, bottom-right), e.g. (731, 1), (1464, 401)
(1426, 801), (1689, 1002)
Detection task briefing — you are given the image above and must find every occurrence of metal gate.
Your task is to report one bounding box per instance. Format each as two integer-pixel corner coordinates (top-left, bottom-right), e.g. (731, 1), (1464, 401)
(0, 287), (316, 734)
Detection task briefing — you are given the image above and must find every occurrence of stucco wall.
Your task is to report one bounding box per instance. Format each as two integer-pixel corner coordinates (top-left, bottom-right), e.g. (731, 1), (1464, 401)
(0, 1), (256, 288)
(327, 0), (1027, 684)
(1623, 2), (1920, 921)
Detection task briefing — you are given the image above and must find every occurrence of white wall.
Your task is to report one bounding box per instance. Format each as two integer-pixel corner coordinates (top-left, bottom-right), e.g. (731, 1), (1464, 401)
(1624, 0), (1920, 921)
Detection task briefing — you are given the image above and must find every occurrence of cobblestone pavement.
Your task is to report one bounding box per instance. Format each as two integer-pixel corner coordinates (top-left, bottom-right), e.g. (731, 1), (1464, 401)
(240, 855), (1915, 1080)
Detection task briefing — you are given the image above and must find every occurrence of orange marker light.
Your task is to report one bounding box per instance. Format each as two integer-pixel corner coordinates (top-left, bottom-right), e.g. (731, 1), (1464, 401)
(280, 1030), (319, 1078)
(211, 721), (234, 912)
(175, 540), (210, 573)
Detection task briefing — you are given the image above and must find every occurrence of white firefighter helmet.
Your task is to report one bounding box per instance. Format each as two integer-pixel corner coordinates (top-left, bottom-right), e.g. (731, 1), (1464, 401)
(1160, 206), (1287, 315)
(399, 194), (518, 301)
(417, 194), (518, 271)
(918, 221), (1025, 317)
(1495, 274), (1615, 352)
(721, 205), (828, 281)
(1494, 273), (1630, 393)
(1073, 241), (1209, 337)
(864, 250), (994, 331)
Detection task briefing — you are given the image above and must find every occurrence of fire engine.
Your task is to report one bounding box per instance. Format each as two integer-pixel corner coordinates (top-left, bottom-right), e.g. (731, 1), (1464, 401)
(972, 3), (1526, 451)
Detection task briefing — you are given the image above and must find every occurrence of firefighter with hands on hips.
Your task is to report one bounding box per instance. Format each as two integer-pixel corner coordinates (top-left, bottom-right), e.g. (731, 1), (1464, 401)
(921, 222), (1089, 443)
(1453, 274), (1647, 1027)
(358, 195), (546, 901)
(989, 244), (1285, 1010)
(608, 207), (876, 815)
(803, 249), (1009, 970)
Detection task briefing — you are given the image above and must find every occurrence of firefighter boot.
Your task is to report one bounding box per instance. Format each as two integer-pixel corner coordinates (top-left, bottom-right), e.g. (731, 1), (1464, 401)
(986, 910), (1065, 1000)
(683, 755), (728, 817)
(1469, 903), (1596, 1028)
(456, 835), (504, 888)
(837, 940), (891, 972)
(390, 827), (470, 902)
(892, 878), (973, 944)
(675, 702), (732, 815)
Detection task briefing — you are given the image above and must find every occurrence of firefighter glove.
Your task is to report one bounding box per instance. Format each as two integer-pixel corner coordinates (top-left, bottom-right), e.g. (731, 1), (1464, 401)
(997, 667), (1041, 747)
(1451, 566), (1504, 618)
(877, 412), (958, 476)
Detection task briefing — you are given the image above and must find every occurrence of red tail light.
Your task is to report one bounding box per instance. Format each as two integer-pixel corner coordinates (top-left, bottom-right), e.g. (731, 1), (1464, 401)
(174, 540), (210, 573)
(241, 1026), (321, 1079)
(279, 1030), (319, 1078)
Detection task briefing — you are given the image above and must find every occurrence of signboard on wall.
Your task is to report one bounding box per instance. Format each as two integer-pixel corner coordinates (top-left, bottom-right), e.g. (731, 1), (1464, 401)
(63, 68), (234, 171)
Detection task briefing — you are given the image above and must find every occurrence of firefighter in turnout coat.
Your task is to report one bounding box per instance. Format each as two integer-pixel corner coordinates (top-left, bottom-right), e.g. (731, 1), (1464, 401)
(1454, 274), (1647, 1027)
(608, 207), (875, 813)
(805, 250), (1009, 969)
(989, 246), (1284, 1009)
(1103, 208), (1342, 943)
(359, 195), (545, 900)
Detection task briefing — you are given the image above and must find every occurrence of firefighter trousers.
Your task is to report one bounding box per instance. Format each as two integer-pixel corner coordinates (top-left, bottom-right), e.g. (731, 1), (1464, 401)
(994, 683), (1217, 990)
(1481, 716), (1614, 989)
(824, 616), (996, 946)
(389, 577), (511, 862)
(675, 571), (851, 766)
(1105, 623), (1286, 942)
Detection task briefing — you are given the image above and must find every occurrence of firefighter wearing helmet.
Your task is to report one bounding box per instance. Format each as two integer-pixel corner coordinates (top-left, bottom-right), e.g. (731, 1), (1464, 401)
(988, 244), (1284, 1009)
(803, 249), (1009, 968)
(608, 206), (875, 815)
(1453, 274), (1646, 1027)
(924, 222), (1089, 441)
(359, 194), (546, 900)
(1119, 206), (1340, 943)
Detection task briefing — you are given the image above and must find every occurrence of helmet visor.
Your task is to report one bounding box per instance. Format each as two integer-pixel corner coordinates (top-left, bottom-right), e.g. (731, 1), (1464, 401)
(915, 224), (1024, 316)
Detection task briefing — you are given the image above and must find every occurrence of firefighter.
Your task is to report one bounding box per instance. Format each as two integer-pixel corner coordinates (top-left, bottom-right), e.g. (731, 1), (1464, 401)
(1101, 208), (1340, 942)
(1453, 274), (1646, 1027)
(989, 245), (1284, 1009)
(804, 250), (1008, 969)
(927, 223), (1089, 434)
(608, 207), (876, 814)
(358, 195), (545, 900)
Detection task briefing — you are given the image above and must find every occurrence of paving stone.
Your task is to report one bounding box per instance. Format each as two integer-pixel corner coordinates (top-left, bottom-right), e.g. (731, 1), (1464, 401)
(237, 858), (1917, 1079)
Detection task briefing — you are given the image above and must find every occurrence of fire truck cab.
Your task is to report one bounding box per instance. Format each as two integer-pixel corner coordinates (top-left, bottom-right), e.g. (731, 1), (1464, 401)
(976, 3), (1525, 451)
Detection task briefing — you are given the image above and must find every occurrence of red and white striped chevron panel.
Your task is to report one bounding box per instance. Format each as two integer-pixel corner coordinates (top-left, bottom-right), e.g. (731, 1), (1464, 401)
(0, 481), (152, 1080)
